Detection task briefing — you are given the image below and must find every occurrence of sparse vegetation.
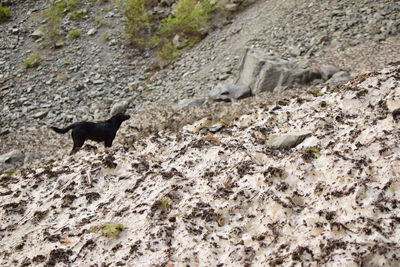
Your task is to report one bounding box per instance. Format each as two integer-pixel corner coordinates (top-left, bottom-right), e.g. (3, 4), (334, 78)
(69, 9), (88, 20)
(2, 170), (16, 175)
(154, 39), (179, 60)
(41, 0), (82, 45)
(103, 32), (111, 41)
(307, 146), (321, 156)
(155, 0), (213, 47)
(0, 4), (12, 22)
(68, 29), (82, 39)
(94, 16), (106, 26)
(120, 0), (214, 59)
(158, 197), (171, 211)
(309, 88), (324, 97)
(91, 223), (125, 237)
(122, 0), (151, 46)
(23, 53), (42, 68)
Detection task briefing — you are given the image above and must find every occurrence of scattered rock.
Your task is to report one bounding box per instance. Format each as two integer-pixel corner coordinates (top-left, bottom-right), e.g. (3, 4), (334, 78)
(87, 28), (97, 36)
(31, 28), (44, 39)
(292, 69), (322, 85)
(32, 111), (48, 119)
(0, 149), (25, 171)
(320, 65), (341, 80)
(267, 132), (312, 148)
(175, 98), (206, 110)
(328, 71), (351, 84)
(110, 99), (130, 115)
(209, 82), (251, 101)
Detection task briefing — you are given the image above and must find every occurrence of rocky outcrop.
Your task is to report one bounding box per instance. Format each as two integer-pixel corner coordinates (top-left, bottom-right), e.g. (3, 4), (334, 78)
(234, 49), (293, 94)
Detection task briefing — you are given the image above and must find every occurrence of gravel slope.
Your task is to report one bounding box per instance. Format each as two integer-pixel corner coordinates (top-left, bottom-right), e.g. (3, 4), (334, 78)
(1, 65), (399, 266)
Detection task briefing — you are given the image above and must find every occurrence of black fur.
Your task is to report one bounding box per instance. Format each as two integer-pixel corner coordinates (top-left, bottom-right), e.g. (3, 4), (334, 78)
(51, 113), (130, 155)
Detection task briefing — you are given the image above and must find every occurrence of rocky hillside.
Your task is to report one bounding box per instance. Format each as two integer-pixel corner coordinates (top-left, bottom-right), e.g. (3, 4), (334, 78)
(1, 64), (400, 266)
(1, 0), (399, 134)
(1, 0), (400, 266)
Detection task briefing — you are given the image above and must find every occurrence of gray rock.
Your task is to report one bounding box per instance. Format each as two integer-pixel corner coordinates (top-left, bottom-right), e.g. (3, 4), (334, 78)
(320, 65), (341, 80)
(235, 49), (293, 95)
(31, 28), (44, 39)
(87, 28), (97, 36)
(175, 98), (206, 110)
(207, 123), (225, 133)
(328, 71), (351, 84)
(268, 132), (312, 148)
(209, 83), (251, 101)
(33, 111), (48, 119)
(24, 152), (43, 164)
(92, 79), (104, 85)
(172, 34), (186, 49)
(110, 100), (130, 115)
(292, 69), (322, 85)
(0, 150), (25, 171)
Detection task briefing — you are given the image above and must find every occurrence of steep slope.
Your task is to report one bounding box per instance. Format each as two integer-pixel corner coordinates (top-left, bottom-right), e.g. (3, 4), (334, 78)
(1, 0), (399, 135)
(1, 65), (399, 266)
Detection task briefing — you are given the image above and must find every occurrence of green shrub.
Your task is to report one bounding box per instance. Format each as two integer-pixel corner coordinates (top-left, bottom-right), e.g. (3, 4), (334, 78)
(91, 223), (125, 237)
(94, 16), (106, 26)
(120, 0), (214, 59)
(41, 0), (81, 43)
(153, 0), (214, 59)
(23, 53), (42, 68)
(103, 32), (111, 41)
(68, 29), (82, 39)
(0, 4), (12, 22)
(69, 9), (88, 20)
(41, 2), (65, 40)
(155, 39), (179, 60)
(122, 0), (151, 46)
(157, 0), (213, 41)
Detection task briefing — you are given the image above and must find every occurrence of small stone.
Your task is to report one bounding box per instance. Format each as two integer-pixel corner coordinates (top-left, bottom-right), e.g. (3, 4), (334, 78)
(175, 98), (206, 110)
(87, 28), (97, 36)
(320, 65), (341, 80)
(55, 40), (64, 48)
(0, 150), (25, 167)
(31, 28), (44, 39)
(110, 100), (130, 115)
(268, 132), (312, 148)
(33, 111), (48, 119)
(207, 123), (225, 133)
(209, 83), (251, 101)
(173, 34), (186, 49)
(328, 71), (351, 84)
(92, 79), (104, 85)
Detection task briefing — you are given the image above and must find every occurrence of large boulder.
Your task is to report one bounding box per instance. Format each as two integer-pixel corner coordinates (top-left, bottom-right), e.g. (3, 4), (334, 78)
(235, 49), (294, 95)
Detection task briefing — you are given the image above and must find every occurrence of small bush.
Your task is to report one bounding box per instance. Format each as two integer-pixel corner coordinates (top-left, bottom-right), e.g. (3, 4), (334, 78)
(309, 88), (324, 97)
(103, 32), (111, 41)
(94, 16), (106, 26)
(41, 2), (65, 40)
(153, 0), (214, 59)
(68, 9), (88, 20)
(91, 223), (125, 237)
(0, 4), (12, 22)
(41, 0), (81, 44)
(157, 0), (213, 41)
(155, 39), (179, 60)
(23, 53), (42, 68)
(68, 29), (82, 39)
(122, 0), (151, 46)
